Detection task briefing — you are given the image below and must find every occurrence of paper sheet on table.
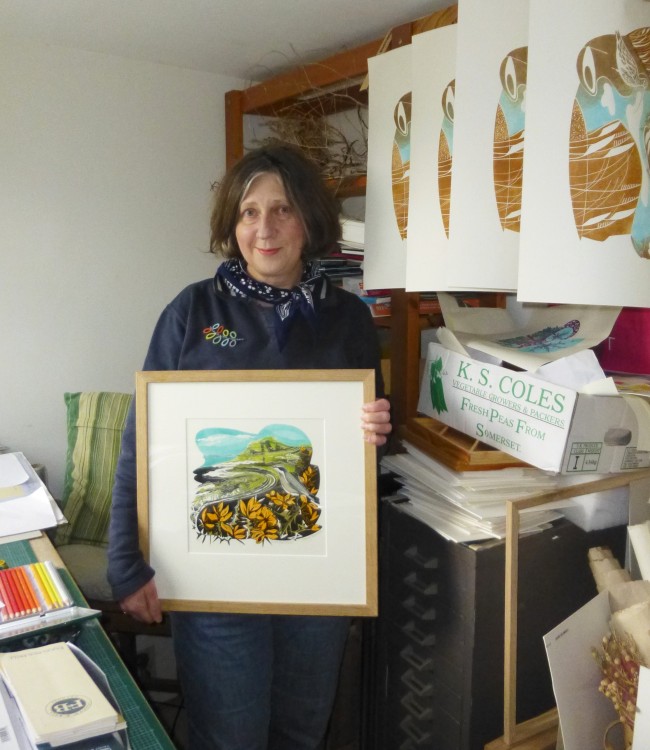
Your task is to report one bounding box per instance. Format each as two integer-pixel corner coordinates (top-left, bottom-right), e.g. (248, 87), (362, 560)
(0, 452), (64, 537)
(544, 590), (618, 750)
(633, 666), (650, 750)
(0, 486), (63, 536)
(0, 453), (29, 488)
(437, 292), (620, 370)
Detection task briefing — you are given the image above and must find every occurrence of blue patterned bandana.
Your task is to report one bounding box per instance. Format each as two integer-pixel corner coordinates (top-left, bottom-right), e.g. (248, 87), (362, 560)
(215, 259), (326, 349)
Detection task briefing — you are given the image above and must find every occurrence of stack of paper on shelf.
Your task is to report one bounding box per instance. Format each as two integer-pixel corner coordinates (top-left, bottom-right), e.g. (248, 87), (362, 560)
(0, 642), (126, 748)
(382, 442), (570, 543)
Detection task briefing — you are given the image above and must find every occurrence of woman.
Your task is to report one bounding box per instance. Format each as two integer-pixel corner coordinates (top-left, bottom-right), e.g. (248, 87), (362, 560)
(108, 143), (391, 750)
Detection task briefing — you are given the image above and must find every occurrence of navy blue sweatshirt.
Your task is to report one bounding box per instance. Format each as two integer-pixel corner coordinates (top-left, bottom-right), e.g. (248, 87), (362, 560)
(108, 271), (384, 601)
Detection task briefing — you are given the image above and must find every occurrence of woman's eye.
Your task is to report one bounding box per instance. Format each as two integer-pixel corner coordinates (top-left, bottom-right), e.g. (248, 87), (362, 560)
(277, 205), (292, 217)
(241, 208), (256, 220)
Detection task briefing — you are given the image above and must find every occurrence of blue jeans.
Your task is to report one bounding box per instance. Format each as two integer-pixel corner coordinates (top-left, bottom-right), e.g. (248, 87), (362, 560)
(170, 612), (351, 750)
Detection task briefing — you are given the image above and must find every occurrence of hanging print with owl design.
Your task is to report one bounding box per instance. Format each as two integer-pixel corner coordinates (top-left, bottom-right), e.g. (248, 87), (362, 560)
(438, 80), (455, 238)
(494, 47), (528, 233)
(569, 27), (650, 258)
(363, 41), (412, 290)
(391, 92), (412, 240)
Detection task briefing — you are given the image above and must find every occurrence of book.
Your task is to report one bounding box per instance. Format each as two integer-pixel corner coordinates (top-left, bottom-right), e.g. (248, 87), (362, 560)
(0, 643), (126, 748)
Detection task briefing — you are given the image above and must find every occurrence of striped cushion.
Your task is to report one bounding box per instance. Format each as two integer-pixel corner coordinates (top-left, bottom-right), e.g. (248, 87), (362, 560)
(54, 391), (132, 546)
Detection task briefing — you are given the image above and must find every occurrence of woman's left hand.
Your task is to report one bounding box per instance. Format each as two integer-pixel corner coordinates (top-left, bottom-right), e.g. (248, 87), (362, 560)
(361, 398), (392, 446)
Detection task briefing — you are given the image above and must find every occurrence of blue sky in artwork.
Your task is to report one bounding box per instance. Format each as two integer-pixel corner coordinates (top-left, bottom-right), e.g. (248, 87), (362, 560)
(195, 424), (311, 466)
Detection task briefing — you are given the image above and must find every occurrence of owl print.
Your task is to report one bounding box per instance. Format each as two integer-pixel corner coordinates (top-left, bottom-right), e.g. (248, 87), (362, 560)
(570, 27), (650, 258)
(392, 92), (412, 240)
(494, 47), (528, 233)
(438, 80), (455, 238)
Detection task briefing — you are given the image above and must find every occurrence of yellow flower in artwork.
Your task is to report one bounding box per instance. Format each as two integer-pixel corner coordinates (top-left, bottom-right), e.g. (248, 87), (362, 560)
(300, 466), (319, 494)
(200, 502), (232, 531)
(250, 506), (279, 544)
(299, 495), (321, 528)
(239, 497), (262, 519)
(268, 491), (295, 510)
(223, 523), (246, 540)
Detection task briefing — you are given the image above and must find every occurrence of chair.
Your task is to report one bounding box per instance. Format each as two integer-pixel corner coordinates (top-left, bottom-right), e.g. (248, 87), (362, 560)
(52, 391), (175, 692)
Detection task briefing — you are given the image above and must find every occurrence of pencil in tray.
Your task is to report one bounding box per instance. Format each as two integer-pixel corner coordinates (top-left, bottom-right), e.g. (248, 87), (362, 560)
(0, 561), (73, 622)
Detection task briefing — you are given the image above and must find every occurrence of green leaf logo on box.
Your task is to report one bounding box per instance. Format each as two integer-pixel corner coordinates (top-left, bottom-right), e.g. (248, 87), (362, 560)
(430, 357), (448, 415)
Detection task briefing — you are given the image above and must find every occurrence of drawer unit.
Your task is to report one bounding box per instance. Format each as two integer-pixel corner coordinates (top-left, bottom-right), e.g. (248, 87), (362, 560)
(369, 496), (627, 750)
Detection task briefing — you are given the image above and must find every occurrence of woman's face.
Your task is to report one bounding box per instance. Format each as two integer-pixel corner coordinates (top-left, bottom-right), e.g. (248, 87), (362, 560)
(235, 172), (306, 289)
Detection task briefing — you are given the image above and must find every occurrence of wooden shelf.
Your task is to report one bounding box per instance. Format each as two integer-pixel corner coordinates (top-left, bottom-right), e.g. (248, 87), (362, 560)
(327, 174), (367, 199)
(224, 5), (460, 430)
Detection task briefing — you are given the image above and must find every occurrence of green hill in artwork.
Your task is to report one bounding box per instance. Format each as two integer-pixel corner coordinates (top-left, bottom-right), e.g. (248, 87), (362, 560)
(235, 437), (312, 474)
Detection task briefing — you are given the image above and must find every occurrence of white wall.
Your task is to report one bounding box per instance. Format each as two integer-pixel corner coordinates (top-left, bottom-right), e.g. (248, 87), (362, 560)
(0, 39), (245, 498)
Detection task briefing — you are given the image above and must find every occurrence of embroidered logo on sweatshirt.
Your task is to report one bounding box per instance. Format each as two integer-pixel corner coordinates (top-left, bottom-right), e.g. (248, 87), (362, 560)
(203, 323), (243, 348)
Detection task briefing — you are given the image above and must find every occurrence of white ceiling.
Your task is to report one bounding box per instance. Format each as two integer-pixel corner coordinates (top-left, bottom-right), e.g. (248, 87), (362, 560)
(0, 0), (448, 82)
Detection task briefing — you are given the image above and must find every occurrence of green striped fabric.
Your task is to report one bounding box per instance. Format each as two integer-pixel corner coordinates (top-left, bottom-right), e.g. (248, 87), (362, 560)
(54, 391), (132, 546)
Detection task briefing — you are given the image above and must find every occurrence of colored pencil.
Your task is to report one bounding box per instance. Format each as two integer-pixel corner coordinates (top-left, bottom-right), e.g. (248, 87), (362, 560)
(0, 570), (20, 618)
(37, 562), (62, 608)
(1, 569), (28, 616)
(0, 573), (16, 619)
(15, 566), (39, 613)
(29, 563), (55, 609)
(44, 561), (73, 607)
(8, 568), (32, 615)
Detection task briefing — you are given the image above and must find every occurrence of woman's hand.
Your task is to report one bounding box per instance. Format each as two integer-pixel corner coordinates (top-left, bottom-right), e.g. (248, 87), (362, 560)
(119, 578), (163, 624)
(361, 398), (392, 446)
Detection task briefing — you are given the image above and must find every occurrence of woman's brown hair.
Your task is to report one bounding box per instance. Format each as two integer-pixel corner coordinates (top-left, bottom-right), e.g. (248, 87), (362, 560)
(209, 142), (341, 261)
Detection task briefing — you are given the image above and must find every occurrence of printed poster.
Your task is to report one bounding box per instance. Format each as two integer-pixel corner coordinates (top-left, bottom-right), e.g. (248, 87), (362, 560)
(447, 0), (530, 291)
(405, 24), (461, 292)
(364, 43), (412, 290)
(518, 0), (650, 306)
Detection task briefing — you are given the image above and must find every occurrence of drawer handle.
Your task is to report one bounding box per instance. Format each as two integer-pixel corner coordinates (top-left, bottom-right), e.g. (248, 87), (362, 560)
(401, 644), (434, 672)
(400, 715), (432, 746)
(402, 595), (436, 621)
(402, 620), (436, 648)
(403, 545), (438, 569)
(401, 668), (433, 696)
(401, 693), (432, 722)
(404, 571), (438, 596)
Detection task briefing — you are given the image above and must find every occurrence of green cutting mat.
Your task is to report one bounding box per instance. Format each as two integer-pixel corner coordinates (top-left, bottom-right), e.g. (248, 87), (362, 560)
(0, 539), (176, 750)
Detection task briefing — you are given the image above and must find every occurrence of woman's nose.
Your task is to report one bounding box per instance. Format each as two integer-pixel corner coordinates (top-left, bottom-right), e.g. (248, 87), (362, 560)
(257, 212), (276, 237)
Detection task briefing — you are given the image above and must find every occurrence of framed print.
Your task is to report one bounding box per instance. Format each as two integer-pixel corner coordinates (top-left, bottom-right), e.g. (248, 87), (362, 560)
(135, 369), (377, 616)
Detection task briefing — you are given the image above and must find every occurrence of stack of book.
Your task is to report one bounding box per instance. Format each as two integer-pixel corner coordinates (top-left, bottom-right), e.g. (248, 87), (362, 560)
(339, 276), (391, 318)
(0, 642), (127, 749)
(323, 216), (365, 286)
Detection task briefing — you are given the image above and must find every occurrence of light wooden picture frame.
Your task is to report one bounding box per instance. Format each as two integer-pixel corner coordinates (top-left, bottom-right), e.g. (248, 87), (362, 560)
(135, 369), (378, 616)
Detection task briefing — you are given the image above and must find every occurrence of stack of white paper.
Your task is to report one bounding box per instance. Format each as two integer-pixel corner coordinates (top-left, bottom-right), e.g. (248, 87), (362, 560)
(382, 442), (570, 543)
(0, 452), (64, 539)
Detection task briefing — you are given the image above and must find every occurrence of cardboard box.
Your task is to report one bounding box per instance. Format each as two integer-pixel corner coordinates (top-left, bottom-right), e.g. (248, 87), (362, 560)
(417, 342), (649, 474)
